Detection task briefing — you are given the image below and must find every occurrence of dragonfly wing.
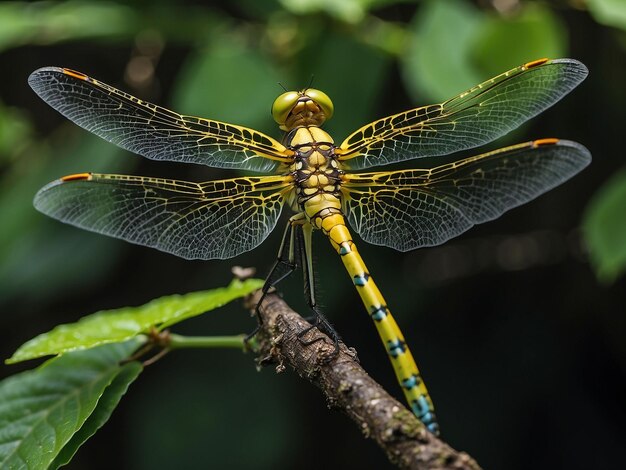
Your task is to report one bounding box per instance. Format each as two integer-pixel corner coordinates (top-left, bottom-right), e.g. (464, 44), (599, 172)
(34, 173), (291, 260)
(338, 59), (588, 170)
(29, 67), (293, 173)
(341, 139), (591, 251)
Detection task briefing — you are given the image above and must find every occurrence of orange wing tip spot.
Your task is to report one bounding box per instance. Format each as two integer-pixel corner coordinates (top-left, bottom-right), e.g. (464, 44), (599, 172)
(533, 138), (560, 147)
(524, 58), (549, 69)
(61, 173), (93, 182)
(62, 68), (89, 81)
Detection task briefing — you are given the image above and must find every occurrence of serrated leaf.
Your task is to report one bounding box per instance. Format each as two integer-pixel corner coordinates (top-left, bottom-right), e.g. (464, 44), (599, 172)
(7, 278), (263, 364)
(583, 167), (626, 283)
(0, 341), (140, 470)
(50, 361), (142, 469)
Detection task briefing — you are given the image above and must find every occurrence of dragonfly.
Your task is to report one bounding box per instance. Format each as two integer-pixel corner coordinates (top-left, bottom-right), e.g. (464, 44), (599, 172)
(30, 58), (591, 435)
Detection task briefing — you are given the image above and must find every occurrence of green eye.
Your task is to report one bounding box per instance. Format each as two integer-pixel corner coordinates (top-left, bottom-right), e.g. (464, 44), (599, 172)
(305, 88), (334, 120)
(271, 91), (299, 125)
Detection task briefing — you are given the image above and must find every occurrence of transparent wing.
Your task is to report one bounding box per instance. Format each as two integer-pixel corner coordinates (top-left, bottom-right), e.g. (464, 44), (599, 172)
(338, 59), (588, 170)
(34, 173), (292, 260)
(29, 67), (293, 173)
(341, 139), (591, 251)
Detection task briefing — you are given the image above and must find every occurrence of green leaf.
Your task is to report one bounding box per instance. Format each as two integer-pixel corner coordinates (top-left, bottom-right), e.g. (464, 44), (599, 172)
(583, 167), (626, 283)
(50, 361), (142, 469)
(587, 0), (626, 31)
(470, 4), (567, 78)
(402, 0), (484, 102)
(0, 341), (140, 470)
(7, 278), (263, 364)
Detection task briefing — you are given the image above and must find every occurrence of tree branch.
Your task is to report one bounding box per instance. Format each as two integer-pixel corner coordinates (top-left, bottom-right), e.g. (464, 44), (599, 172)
(245, 290), (481, 470)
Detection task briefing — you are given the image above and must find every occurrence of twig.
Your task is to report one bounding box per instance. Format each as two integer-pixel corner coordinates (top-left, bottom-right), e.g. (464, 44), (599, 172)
(245, 290), (482, 470)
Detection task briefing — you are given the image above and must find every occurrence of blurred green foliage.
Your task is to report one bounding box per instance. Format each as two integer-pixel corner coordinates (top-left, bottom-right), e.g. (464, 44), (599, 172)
(0, 102), (31, 159)
(403, 0), (565, 102)
(0, 2), (134, 50)
(0, 134), (130, 303)
(587, 0), (626, 30)
(404, 0), (484, 102)
(173, 40), (284, 132)
(583, 169), (626, 283)
(0, 0), (624, 469)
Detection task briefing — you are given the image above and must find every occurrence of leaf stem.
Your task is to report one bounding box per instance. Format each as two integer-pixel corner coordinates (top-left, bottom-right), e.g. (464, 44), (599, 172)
(167, 333), (245, 350)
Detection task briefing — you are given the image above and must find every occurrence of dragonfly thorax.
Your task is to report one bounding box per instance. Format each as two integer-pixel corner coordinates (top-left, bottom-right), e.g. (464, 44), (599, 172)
(285, 126), (343, 218)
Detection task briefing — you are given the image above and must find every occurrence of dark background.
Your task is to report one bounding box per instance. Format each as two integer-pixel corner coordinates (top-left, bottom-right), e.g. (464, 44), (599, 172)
(1, 1), (625, 469)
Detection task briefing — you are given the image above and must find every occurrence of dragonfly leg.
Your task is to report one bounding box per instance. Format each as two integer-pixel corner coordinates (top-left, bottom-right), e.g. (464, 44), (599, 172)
(247, 214), (305, 343)
(296, 223), (342, 359)
(250, 215), (341, 360)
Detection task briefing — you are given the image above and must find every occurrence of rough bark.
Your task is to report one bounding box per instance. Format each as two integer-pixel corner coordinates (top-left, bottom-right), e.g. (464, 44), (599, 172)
(246, 290), (481, 470)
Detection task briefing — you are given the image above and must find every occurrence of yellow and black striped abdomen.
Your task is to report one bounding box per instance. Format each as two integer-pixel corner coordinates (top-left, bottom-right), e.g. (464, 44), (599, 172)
(317, 210), (439, 434)
(287, 124), (439, 434)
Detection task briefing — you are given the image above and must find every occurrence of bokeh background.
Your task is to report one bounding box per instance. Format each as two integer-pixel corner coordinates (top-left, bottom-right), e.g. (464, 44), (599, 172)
(1, 0), (625, 468)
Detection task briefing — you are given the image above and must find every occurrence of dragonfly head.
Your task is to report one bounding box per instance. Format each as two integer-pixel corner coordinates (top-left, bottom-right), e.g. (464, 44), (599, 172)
(272, 88), (334, 131)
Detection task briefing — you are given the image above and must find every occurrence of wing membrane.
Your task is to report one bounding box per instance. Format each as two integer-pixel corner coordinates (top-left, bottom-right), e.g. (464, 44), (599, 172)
(341, 139), (591, 251)
(338, 59), (588, 170)
(29, 67), (293, 173)
(34, 173), (292, 259)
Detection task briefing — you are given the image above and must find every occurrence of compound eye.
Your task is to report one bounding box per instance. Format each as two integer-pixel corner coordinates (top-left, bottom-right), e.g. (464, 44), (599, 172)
(271, 91), (300, 125)
(304, 88), (334, 121)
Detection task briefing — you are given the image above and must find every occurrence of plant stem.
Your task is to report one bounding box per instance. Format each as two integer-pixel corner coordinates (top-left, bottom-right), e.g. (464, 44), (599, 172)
(168, 333), (245, 350)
